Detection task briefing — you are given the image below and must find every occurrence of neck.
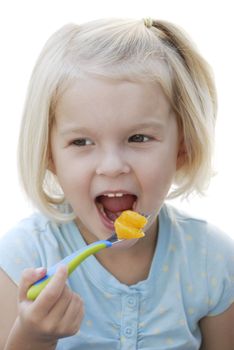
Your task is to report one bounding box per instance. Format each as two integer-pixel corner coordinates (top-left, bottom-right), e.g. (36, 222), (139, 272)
(95, 217), (159, 285)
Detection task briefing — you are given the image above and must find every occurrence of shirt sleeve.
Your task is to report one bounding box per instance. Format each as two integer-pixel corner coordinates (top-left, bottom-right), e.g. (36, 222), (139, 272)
(205, 224), (234, 316)
(0, 219), (44, 286)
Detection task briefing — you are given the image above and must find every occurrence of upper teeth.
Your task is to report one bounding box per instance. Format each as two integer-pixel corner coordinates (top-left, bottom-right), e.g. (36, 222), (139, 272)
(103, 193), (124, 198)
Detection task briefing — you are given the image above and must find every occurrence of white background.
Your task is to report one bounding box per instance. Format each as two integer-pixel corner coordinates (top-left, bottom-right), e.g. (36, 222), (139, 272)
(0, 0), (233, 237)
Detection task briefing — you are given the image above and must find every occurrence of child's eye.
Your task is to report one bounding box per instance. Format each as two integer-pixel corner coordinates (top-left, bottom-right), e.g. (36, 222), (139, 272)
(71, 138), (93, 146)
(128, 134), (151, 143)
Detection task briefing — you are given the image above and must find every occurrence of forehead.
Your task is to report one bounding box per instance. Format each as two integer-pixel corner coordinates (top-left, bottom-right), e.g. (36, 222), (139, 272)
(54, 77), (173, 126)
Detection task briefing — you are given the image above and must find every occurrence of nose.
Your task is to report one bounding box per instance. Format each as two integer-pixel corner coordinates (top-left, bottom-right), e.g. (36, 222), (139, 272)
(96, 148), (130, 177)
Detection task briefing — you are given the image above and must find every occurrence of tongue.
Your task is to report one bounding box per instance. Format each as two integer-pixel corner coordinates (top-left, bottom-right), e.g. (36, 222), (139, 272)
(98, 194), (136, 212)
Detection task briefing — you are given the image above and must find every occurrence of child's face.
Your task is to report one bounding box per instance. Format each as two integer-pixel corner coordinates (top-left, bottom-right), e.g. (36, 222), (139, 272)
(50, 77), (181, 240)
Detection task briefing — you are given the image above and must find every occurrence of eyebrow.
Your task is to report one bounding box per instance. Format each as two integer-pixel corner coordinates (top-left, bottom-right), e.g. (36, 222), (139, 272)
(59, 126), (92, 136)
(58, 119), (166, 136)
(130, 121), (166, 130)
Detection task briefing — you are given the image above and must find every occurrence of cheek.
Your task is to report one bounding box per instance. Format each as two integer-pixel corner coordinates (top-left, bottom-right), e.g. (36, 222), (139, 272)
(139, 147), (178, 191)
(52, 155), (89, 195)
(143, 163), (174, 189)
(60, 169), (89, 192)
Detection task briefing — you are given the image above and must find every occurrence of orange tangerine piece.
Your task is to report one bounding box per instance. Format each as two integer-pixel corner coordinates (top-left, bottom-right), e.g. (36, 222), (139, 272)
(114, 210), (147, 240)
(118, 210), (147, 228)
(114, 220), (145, 239)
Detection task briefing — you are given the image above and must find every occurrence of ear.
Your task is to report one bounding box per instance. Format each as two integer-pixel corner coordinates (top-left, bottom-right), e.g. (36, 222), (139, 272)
(176, 138), (187, 170)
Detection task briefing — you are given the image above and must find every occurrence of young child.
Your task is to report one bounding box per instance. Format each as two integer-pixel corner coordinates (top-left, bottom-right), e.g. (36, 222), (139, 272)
(0, 17), (234, 350)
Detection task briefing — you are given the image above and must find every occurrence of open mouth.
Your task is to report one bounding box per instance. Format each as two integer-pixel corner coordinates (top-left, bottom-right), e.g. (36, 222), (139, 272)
(95, 192), (137, 227)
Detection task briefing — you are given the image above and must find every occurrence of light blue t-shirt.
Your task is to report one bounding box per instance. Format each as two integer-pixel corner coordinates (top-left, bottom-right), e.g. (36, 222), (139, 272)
(0, 204), (234, 350)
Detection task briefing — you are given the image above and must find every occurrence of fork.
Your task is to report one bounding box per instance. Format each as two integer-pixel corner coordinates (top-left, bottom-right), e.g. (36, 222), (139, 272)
(27, 214), (151, 300)
(27, 238), (114, 300)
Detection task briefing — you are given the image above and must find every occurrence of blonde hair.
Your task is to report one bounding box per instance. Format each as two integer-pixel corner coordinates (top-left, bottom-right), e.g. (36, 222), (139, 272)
(18, 18), (217, 221)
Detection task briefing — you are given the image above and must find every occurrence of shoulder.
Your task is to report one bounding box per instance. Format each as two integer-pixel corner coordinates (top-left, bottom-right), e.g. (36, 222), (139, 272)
(163, 202), (209, 226)
(162, 203), (234, 316)
(0, 212), (60, 254)
(0, 211), (79, 247)
(162, 203), (234, 274)
(162, 203), (234, 248)
(0, 212), (79, 285)
(1, 211), (54, 236)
